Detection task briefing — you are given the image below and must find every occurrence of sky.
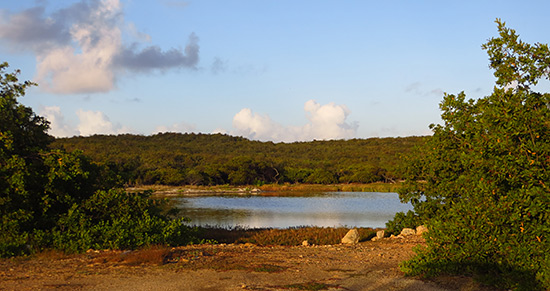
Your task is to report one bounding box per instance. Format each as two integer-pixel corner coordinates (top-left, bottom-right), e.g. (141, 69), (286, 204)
(1, 0), (550, 142)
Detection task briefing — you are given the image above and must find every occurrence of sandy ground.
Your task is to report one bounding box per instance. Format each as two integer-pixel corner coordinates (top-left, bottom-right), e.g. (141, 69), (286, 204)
(0, 236), (496, 291)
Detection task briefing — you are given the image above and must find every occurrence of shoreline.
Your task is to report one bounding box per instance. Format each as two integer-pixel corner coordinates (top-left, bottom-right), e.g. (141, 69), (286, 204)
(128, 182), (403, 197)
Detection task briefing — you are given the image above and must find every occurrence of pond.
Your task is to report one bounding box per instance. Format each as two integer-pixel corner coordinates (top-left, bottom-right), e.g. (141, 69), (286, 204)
(172, 192), (412, 229)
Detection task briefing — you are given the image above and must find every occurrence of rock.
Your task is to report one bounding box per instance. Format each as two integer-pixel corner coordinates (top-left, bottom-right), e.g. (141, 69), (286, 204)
(371, 237), (378, 241)
(400, 228), (416, 236)
(341, 229), (360, 244)
(376, 230), (385, 239)
(302, 240), (309, 246)
(416, 225), (428, 235)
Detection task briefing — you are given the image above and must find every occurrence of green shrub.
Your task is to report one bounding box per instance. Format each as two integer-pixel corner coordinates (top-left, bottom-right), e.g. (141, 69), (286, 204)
(385, 210), (422, 235)
(396, 20), (550, 290)
(50, 189), (197, 253)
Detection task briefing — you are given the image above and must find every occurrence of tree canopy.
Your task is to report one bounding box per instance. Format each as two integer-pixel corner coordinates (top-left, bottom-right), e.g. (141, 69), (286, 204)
(397, 20), (550, 290)
(52, 133), (423, 186)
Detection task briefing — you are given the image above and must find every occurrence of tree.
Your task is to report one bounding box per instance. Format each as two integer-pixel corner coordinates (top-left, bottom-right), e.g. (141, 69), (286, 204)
(0, 62), (196, 256)
(0, 62), (51, 254)
(397, 20), (550, 290)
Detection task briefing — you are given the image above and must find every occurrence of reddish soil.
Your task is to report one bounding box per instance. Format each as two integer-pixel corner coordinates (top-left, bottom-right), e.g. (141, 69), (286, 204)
(0, 236), (496, 291)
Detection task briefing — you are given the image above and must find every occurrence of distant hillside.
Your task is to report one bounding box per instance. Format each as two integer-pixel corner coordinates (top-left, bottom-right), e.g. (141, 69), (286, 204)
(51, 133), (427, 186)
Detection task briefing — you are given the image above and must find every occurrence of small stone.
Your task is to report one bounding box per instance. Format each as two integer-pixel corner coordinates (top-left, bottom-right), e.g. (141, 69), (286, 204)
(341, 229), (360, 244)
(371, 237), (378, 241)
(400, 228), (416, 236)
(302, 240), (309, 246)
(376, 230), (385, 239)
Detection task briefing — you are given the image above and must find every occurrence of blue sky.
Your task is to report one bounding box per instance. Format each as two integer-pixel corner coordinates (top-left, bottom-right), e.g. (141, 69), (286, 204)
(1, 0), (550, 142)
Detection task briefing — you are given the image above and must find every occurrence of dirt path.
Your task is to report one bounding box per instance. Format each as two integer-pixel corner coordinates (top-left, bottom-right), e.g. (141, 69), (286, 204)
(0, 236), (493, 291)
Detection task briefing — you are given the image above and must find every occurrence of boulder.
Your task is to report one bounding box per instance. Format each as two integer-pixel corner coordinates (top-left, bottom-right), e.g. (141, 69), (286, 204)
(390, 234), (404, 239)
(416, 225), (428, 235)
(341, 229), (360, 244)
(376, 230), (385, 239)
(400, 228), (416, 236)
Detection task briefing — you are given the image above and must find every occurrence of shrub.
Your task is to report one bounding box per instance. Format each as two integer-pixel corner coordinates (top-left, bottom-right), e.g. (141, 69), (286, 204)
(0, 62), (197, 256)
(385, 210), (422, 235)
(396, 20), (550, 290)
(50, 189), (197, 253)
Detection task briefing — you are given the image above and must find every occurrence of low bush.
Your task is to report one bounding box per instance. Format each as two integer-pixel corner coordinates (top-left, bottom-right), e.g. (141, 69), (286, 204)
(49, 189), (198, 253)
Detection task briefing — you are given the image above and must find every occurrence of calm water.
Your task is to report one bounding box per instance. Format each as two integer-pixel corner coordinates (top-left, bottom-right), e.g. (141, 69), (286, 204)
(172, 192), (412, 228)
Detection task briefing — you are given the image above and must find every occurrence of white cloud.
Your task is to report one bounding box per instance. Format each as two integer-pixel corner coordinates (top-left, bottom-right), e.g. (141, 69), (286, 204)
(302, 100), (357, 140)
(0, 0), (199, 94)
(40, 106), (79, 137)
(76, 109), (133, 136)
(76, 109), (120, 136)
(232, 100), (358, 142)
(40, 107), (130, 137)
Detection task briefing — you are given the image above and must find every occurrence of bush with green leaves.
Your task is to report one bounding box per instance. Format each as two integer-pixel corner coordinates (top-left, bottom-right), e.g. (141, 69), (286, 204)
(397, 20), (550, 290)
(50, 189), (197, 253)
(0, 62), (196, 256)
(385, 210), (422, 235)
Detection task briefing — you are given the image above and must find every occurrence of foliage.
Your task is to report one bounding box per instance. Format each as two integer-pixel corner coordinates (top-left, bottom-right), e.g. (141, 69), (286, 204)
(0, 62), (196, 257)
(385, 210), (422, 235)
(397, 20), (550, 290)
(52, 133), (424, 187)
(50, 189), (197, 252)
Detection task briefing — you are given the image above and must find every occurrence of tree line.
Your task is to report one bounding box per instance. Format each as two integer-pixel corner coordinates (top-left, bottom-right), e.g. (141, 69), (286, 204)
(51, 133), (425, 186)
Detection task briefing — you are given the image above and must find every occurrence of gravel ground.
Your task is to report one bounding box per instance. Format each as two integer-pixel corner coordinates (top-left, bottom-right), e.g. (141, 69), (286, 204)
(0, 236), (497, 291)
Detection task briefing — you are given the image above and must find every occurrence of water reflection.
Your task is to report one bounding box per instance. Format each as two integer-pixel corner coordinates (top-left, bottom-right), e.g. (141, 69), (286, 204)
(173, 192), (412, 228)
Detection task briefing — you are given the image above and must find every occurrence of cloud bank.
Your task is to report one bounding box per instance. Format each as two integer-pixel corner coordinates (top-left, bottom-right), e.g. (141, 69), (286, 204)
(40, 106), (79, 137)
(41, 106), (129, 137)
(0, 0), (199, 94)
(232, 100), (358, 142)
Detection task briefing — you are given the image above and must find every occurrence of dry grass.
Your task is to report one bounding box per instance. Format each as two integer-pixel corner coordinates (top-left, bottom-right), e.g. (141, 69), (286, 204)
(280, 282), (339, 290)
(260, 182), (402, 193)
(92, 245), (172, 266)
(34, 249), (71, 260)
(130, 182), (403, 196)
(197, 225), (265, 244)
(198, 226), (378, 246)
